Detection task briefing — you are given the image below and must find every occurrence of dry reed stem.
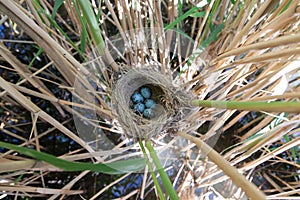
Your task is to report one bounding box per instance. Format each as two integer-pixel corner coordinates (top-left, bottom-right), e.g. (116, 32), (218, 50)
(1, 119), (72, 158)
(233, 49), (300, 64)
(177, 131), (266, 200)
(48, 170), (90, 200)
(0, 160), (36, 173)
(218, 33), (300, 59)
(90, 173), (131, 200)
(226, 1), (272, 51)
(0, 43), (66, 116)
(0, 185), (83, 195)
(0, 1), (76, 84)
(241, 134), (300, 172)
(0, 0), (299, 198)
(202, 119), (300, 193)
(0, 75), (98, 158)
(113, 189), (139, 200)
(30, 113), (40, 152)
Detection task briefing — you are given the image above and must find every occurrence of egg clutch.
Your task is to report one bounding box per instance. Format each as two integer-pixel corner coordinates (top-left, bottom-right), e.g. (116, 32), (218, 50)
(131, 86), (157, 119)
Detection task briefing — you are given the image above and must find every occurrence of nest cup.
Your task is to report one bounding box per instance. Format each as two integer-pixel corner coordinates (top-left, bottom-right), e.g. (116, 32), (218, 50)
(112, 67), (194, 139)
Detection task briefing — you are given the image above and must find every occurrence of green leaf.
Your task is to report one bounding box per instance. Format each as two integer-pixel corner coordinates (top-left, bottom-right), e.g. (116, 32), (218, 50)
(139, 140), (165, 200)
(178, 0), (183, 17)
(283, 135), (299, 162)
(72, 0), (88, 55)
(145, 141), (179, 200)
(0, 141), (145, 174)
(32, 0), (84, 58)
(198, 0), (221, 44)
(78, 0), (106, 55)
(28, 47), (43, 69)
(200, 23), (224, 48)
(46, 13), (85, 57)
(51, 0), (64, 21)
(50, 0), (64, 30)
(190, 11), (206, 18)
(165, 0), (209, 30)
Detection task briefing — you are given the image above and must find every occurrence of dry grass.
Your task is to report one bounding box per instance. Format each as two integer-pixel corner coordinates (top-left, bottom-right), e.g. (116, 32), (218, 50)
(0, 0), (299, 199)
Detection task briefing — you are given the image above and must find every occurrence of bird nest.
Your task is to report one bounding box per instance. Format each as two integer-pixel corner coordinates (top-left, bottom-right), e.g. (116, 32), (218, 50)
(112, 67), (196, 139)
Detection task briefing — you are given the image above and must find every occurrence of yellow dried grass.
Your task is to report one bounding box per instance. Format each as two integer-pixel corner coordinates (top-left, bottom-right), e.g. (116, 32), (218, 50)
(0, 0), (299, 199)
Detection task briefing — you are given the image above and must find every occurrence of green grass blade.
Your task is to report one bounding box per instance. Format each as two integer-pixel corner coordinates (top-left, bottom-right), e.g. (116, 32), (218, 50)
(199, 0), (221, 44)
(145, 141), (179, 200)
(28, 47), (43, 69)
(32, 0), (85, 58)
(32, 0), (47, 24)
(178, 0), (183, 16)
(45, 14), (85, 57)
(165, 1), (209, 30)
(78, 0), (105, 55)
(72, 0), (88, 54)
(51, 0), (64, 23)
(0, 141), (145, 174)
(190, 11), (206, 18)
(17, 47), (44, 83)
(96, 1), (102, 22)
(279, 0), (293, 15)
(190, 100), (300, 113)
(80, 23), (88, 53)
(139, 140), (165, 200)
(200, 23), (224, 48)
(283, 135), (299, 163)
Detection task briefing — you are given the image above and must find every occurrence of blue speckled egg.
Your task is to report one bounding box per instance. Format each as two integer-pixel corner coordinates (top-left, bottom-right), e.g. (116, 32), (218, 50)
(143, 108), (154, 119)
(145, 99), (156, 108)
(140, 86), (151, 99)
(133, 103), (145, 113)
(131, 92), (144, 103)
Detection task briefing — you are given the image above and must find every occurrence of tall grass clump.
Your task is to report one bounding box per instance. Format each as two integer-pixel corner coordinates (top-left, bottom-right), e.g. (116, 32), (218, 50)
(0, 0), (299, 199)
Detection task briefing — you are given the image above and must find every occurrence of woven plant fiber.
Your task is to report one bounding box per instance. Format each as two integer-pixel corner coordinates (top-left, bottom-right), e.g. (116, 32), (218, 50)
(112, 67), (196, 138)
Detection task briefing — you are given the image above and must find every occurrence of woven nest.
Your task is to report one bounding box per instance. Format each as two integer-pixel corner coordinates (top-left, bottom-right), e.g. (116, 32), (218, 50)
(112, 67), (195, 139)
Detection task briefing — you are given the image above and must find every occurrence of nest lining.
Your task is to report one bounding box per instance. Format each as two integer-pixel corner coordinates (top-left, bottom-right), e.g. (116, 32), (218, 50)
(112, 67), (195, 139)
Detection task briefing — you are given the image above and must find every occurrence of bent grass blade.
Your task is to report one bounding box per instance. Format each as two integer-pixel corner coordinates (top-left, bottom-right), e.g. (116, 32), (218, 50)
(0, 141), (145, 175)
